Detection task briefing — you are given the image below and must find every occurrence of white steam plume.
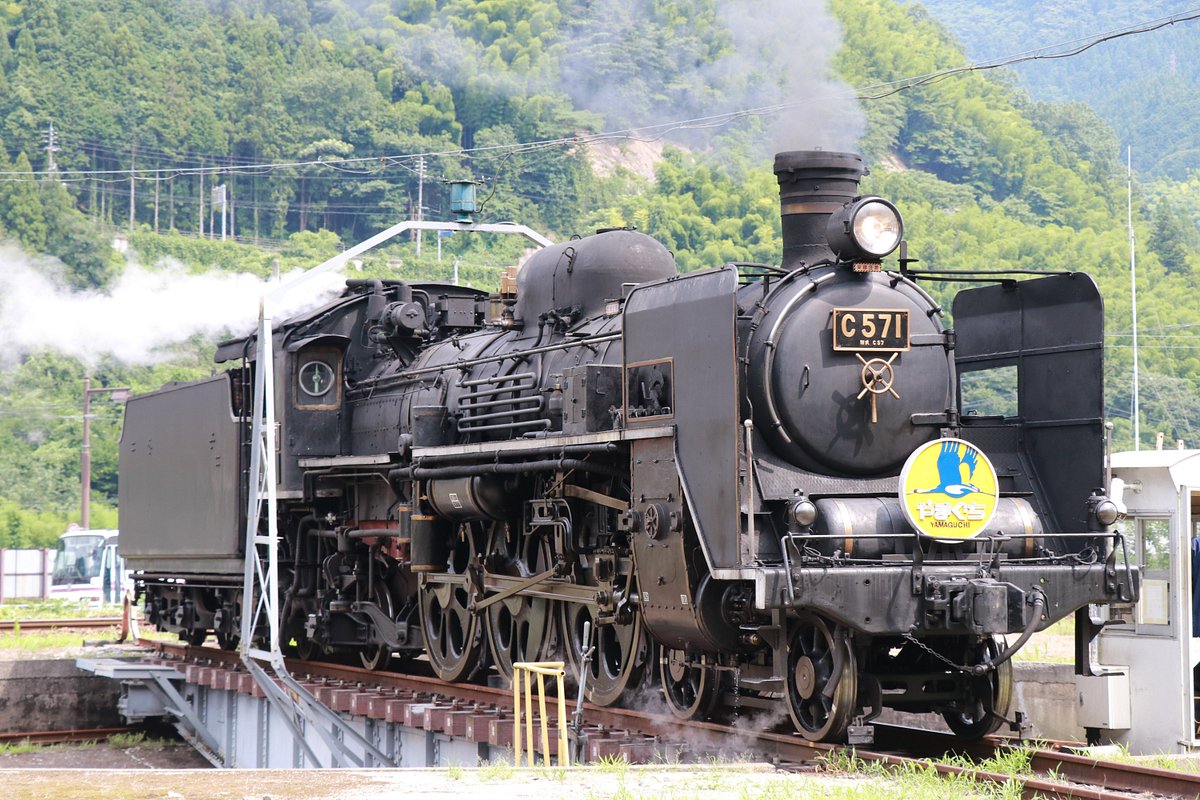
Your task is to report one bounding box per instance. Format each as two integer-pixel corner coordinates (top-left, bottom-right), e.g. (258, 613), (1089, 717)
(557, 0), (865, 155)
(0, 244), (346, 369)
(720, 0), (866, 153)
(390, 0), (865, 156)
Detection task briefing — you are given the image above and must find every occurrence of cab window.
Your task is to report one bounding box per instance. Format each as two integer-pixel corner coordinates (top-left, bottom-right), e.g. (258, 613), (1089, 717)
(1135, 517), (1171, 630)
(294, 347), (342, 410)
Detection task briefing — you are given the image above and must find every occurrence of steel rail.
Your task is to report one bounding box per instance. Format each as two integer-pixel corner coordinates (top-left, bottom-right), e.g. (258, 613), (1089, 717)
(1027, 748), (1200, 798)
(872, 724), (1200, 797)
(0, 726), (135, 745)
(0, 617), (123, 632)
(145, 641), (1199, 798)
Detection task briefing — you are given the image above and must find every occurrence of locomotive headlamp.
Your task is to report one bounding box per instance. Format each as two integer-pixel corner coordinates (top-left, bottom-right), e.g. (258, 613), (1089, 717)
(1093, 496), (1125, 527)
(1088, 487), (1126, 529)
(789, 497), (818, 528)
(826, 196), (904, 261)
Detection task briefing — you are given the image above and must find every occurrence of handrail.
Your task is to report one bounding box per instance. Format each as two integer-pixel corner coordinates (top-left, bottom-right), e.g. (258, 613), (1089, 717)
(512, 661), (569, 766)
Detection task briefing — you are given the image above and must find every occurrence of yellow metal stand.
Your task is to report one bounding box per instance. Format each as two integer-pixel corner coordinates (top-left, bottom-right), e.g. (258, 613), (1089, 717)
(512, 661), (569, 766)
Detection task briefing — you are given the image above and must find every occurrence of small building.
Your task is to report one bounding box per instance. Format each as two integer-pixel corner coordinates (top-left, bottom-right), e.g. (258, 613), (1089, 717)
(1080, 449), (1200, 753)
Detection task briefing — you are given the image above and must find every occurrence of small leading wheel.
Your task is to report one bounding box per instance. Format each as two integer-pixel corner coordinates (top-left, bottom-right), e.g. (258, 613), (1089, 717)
(941, 636), (1013, 739)
(785, 614), (857, 742)
(359, 579), (395, 671)
(295, 634), (321, 661)
(214, 597), (241, 651)
(185, 628), (208, 646)
(418, 522), (487, 682)
(484, 523), (557, 683)
(659, 646), (722, 721)
(561, 599), (650, 707)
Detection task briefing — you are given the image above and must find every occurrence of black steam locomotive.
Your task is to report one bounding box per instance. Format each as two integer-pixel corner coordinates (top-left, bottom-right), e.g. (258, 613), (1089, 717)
(119, 150), (1137, 742)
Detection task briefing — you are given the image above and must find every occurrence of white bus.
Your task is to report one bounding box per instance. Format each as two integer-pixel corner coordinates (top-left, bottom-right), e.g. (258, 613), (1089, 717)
(50, 528), (126, 604)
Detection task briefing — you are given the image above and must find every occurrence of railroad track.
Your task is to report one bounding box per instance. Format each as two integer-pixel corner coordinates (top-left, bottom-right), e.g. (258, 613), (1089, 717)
(851, 726), (1199, 800)
(0, 727), (135, 746)
(0, 617), (124, 632)
(145, 640), (1199, 798)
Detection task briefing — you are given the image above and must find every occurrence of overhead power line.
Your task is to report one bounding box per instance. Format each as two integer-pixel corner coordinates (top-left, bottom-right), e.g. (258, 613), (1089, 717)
(852, 7), (1200, 101)
(0, 7), (1196, 182)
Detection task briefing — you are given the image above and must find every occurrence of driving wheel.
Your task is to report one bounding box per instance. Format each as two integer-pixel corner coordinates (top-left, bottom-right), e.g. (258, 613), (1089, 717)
(560, 591), (649, 707)
(359, 579), (395, 671)
(659, 646), (723, 720)
(484, 522), (558, 682)
(785, 613), (857, 742)
(940, 636), (1013, 739)
(418, 522), (487, 682)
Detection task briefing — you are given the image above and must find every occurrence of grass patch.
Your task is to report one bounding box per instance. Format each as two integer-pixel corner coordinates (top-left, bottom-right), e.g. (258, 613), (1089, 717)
(817, 746), (1027, 799)
(1135, 753), (1200, 774)
(1, 733), (170, 758)
(941, 743), (1036, 778)
(106, 732), (176, 750)
(0, 739), (98, 757)
(106, 732), (146, 749)
(594, 753), (630, 777)
(0, 732), (176, 764)
(0, 600), (122, 620)
(538, 764), (568, 782)
(478, 756), (515, 781)
(0, 629), (97, 653)
(691, 771), (731, 792)
(604, 787), (662, 800)
(1085, 742), (1200, 774)
(885, 759), (1023, 800)
(739, 777), (890, 800)
(0, 739), (51, 757)
(1015, 615), (1075, 663)
(819, 747), (870, 775)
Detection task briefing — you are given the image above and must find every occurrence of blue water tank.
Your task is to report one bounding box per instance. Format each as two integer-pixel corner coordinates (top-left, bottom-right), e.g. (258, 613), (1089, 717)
(448, 180), (477, 222)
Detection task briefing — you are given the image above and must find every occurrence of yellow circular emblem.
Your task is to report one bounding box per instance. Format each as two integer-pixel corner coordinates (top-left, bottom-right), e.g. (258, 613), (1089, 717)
(899, 438), (999, 541)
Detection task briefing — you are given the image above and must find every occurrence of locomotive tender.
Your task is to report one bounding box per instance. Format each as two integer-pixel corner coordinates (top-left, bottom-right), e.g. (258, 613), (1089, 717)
(119, 150), (1137, 742)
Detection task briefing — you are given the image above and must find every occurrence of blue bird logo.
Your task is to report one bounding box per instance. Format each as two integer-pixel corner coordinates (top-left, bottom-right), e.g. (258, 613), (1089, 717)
(914, 440), (983, 497)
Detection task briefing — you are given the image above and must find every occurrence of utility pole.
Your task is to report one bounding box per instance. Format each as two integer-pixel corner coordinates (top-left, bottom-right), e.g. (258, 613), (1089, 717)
(199, 165), (205, 236)
(81, 378), (130, 530)
(1128, 145), (1140, 450)
(43, 122), (59, 174)
(90, 144), (97, 217)
(229, 172), (235, 240)
(212, 183), (227, 241)
(416, 156), (425, 257)
(129, 145), (136, 232)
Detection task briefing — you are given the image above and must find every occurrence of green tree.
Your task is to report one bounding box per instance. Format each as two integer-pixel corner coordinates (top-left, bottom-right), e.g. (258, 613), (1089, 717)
(40, 178), (115, 288)
(1150, 200), (1196, 276)
(0, 152), (48, 250)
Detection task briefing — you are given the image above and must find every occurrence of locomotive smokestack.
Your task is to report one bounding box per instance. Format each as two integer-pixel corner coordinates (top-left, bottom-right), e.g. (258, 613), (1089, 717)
(774, 151), (865, 269)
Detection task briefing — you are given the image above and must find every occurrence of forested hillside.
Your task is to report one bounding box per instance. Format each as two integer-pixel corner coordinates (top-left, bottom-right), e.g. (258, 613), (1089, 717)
(1, 0), (1198, 546)
(914, 0), (1200, 179)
